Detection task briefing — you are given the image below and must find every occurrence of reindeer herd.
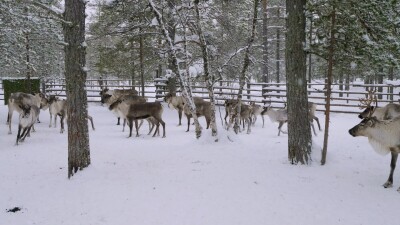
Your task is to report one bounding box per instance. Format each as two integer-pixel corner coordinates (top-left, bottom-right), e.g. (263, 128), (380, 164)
(4, 88), (400, 192)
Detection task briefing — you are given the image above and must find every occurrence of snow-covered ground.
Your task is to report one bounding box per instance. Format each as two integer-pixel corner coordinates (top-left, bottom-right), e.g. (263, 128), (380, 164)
(1, 102), (399, 225)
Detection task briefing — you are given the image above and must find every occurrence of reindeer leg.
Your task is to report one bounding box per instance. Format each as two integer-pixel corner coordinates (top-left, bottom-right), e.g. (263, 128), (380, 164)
(117, 117), (120, 125)
(384, 151), (398, 188)
(186, 116), (191, 132)
(246, 118), (251, 134)
(134, 120), (140, 137)
(49, 113), (52, 128)
(311, 122), (317, 136)
(87, 115), (95, 131)
(152, 123), (159, 137)
(16, 125), (22, 145)
(314, 116), (321, 131)
(8, 111), (13, 134)
(178, 109), (182, 126)
(148, 121), (155, 135)
(160, 119), (166, 138)
(21, 127), (32, 141)
(278, 121), (287, 136)
(127, 119), (133, 138)
(60, 115), (65, 133)
(262, 115), (265, 128)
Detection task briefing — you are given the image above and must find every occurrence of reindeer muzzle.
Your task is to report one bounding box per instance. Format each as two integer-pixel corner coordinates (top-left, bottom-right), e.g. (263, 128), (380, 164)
(358, 115), (363, 119)
(348, 128), (357, 137)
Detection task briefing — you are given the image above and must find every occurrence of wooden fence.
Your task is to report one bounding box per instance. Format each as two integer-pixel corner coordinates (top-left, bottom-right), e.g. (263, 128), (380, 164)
(1, 78), (399, 114)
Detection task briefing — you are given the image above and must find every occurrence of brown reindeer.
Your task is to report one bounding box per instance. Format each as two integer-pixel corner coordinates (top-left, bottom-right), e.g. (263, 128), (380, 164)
(183, 100), (212, 132)
(100, 88), (138, 125)
(226, 101), (253, 134)
(164, 92), (205, 126)
(111, 101), (166, 138)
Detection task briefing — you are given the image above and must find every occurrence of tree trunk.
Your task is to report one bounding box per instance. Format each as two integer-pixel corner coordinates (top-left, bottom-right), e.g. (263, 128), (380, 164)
(308, 16), (313, 88)
(25, 32), (32, 93)
(149, 0), (202, 138)
(139, 18), (145, 97)
(275, 8), (281, 96)
(389, 66), (394, 102)
(194, 0), (218, 139)
(377, 67), (383, 100)
(262, 0), (269, 97)
(233, 0), (259, 134)
(64, 0), (91, 178)
(321, 6), (336, 165)
(286, 0), (312, 164)
(130, 41), (136, 91)
(338, 68), (343, 97)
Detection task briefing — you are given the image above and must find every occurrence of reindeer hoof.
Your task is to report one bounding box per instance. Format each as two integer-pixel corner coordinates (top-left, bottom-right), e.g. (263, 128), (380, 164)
(8, 131), (12, 135)
(162, 136), (166, 138)
(383, 181), (393, 188)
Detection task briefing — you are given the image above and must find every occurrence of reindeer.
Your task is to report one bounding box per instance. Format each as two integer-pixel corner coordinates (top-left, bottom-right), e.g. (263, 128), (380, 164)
(224, 99), (238, 124)
(108, 95), (147, 132)
(262, 102), (320, 136)
(183, 100), (212, 132)
(226, 101), (253, 134)
(349, 116), (400, 192)
(122, 102), (166, 138)
(100, 88), (138, 125)
(7, 92), (48, 134)
(261, 107), (288, 136)
(249, 101), (265, 128)
(48, 96), (95, 133)
(164, 92), (205, 126)
(15, 104), (40, 145)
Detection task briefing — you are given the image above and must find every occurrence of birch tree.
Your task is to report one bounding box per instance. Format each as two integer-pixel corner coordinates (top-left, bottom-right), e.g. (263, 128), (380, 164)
(149, 0), (203, 138)
(194, 0), (218, 139)
(231, 0), (259, 134)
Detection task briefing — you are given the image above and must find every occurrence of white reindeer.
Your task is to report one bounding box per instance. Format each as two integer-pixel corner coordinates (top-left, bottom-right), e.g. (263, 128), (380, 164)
(7, 92), (48, 134)
(349, 116), (400, 192)
(16, 104), (40, 145)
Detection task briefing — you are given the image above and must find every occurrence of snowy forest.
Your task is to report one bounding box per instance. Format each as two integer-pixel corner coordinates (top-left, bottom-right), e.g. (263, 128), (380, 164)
(2, 0), (400, 225)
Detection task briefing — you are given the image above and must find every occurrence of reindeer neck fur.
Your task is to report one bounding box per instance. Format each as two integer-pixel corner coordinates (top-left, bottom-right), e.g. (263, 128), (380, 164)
(372, 107), (386, 120)
(167, 96), (184, 110)
(365, 118), (400, 155)
(19, 105), (39, 127)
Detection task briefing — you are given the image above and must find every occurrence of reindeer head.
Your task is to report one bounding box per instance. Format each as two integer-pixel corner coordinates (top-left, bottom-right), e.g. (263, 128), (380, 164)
(48, 95), (58, 105)
(38, 93), (49, 110)
(101, 94), (112, 104)
(349, 116), (379, 137)
(19, 104), (32, 119)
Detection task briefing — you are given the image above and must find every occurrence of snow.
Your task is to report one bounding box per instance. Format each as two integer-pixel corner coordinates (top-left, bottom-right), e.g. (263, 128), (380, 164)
(1, 102), (400, 225)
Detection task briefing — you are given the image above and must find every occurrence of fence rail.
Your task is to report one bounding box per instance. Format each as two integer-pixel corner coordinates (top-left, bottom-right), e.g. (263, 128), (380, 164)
(1, 78), (399, 114)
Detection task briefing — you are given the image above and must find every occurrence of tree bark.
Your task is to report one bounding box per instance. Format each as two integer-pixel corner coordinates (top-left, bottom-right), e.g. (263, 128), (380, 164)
(64, 0), (91, 178)
(321, 6), (336, 165)
(286, 0), (312, 164)
(149, 0), (202, 138)
(233, 0), (259, 134)
(262, 0), (269, 86)
(194, 0), (218, 139)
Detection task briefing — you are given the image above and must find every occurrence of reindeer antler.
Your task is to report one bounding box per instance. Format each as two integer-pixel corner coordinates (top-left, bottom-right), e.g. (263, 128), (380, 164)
(358, 90), (377, 110)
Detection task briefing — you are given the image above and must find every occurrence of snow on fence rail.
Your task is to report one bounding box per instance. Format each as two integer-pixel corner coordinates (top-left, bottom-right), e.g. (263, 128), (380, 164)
(1, 78), (399, 114)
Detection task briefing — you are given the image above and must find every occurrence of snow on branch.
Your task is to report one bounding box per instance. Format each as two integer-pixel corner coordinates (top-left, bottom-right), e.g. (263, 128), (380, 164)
(27, 0), (72, 26)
